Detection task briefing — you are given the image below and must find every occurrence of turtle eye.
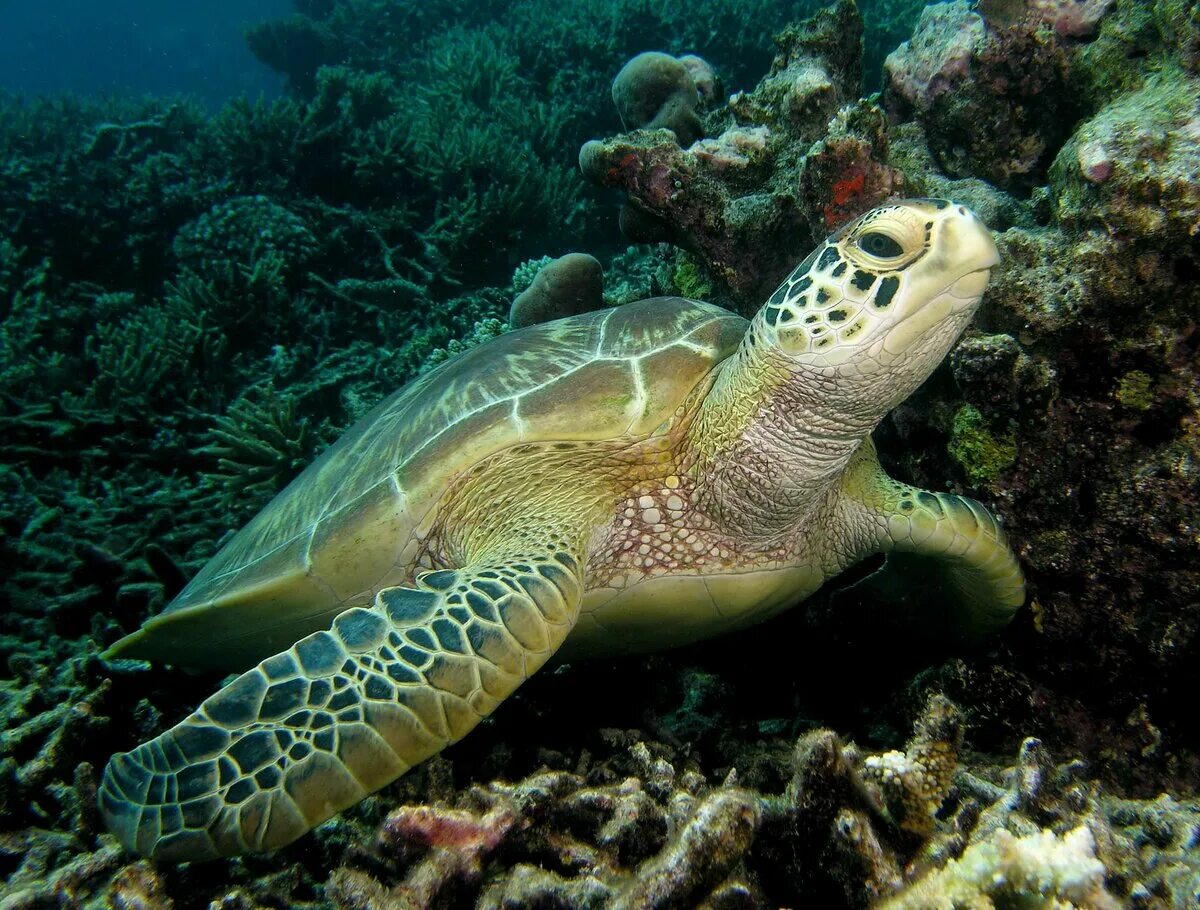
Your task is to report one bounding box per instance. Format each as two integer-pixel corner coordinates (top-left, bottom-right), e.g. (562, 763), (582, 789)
(857, 232), (904, 258)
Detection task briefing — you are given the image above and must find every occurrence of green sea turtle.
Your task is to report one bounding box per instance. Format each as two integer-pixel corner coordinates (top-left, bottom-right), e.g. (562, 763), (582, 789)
(100, 199), (1024, 862)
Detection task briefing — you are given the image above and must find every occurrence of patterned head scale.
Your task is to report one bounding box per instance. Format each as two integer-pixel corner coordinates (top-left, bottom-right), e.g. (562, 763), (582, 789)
(756, 199), (999, 372)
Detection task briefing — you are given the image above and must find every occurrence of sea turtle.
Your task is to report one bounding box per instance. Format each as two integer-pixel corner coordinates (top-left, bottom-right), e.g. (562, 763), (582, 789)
(100, 199), (1025, 862)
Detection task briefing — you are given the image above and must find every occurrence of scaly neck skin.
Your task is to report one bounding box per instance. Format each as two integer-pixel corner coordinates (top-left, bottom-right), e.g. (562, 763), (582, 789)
(686, 329), (879, 546)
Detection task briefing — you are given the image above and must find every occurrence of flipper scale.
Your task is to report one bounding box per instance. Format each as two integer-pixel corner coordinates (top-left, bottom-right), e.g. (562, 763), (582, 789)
(99, 551), (583, 860)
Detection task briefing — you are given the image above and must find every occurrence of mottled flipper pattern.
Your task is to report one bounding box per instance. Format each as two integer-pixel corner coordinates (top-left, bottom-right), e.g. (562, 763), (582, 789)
(838, 442), (1025, 637)
(99, 551), (583, 861)
(869, 481), (1025, 636)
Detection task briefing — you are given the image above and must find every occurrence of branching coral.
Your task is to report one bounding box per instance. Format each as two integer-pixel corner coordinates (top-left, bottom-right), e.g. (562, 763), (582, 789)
(200, 385), (332, 523)
(79, 293), (227, 416)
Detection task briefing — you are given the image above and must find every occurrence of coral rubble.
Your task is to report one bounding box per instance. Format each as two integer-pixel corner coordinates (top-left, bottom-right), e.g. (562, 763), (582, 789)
(6, 695), (1189, 907)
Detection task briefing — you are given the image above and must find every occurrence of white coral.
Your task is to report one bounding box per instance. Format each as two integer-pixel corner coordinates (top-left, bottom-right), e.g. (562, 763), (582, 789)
(688, 126), (770, 170)
(880, 825), (1118, 909)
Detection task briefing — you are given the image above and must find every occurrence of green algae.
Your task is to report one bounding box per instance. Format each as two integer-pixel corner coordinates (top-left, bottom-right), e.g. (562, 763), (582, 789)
(947, 404), (1017, 487)
(672, 254), (713, 300)
(1115, 370), (1156, 410)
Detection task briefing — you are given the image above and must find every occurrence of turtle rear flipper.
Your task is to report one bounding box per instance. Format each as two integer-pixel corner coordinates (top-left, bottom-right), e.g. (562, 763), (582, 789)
(99, 551), (584, 861)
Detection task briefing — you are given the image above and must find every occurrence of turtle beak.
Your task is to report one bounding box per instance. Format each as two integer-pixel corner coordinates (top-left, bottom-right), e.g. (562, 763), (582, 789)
(951, 205), (1000, 277)
(936, 205), (999, 305)
(879, 207), (999, 356)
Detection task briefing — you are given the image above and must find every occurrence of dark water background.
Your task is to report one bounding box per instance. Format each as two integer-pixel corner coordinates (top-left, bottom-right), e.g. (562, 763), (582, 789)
(0, 0), (290, 106)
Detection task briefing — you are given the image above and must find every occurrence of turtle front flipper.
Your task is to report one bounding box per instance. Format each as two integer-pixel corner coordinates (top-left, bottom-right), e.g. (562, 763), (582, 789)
(99, 550), (584, 862)
(838, 442), (1025, 639)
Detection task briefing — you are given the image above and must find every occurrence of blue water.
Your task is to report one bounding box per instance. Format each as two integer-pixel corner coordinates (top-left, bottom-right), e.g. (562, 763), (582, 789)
(0, 0), (291, 107)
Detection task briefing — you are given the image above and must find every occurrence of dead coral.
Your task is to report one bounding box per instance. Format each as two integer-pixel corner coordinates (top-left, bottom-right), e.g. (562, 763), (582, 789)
(5, 680), (1197, 908)
(613, 787), (762, 909)
(882, 825), (1119, 909)
(328, 759), (761, 910)
(861, 695), (964, 836)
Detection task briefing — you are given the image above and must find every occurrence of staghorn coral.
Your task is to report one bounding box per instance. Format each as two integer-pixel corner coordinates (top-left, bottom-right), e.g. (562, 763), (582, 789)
(200, 385), (334, 524)
(168, 196), (318, 346)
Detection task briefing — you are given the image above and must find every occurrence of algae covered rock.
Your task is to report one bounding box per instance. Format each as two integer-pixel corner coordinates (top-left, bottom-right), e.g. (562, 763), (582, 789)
(1051, 70), (1200, 253)
(884, 0), (1083, 191)
(726, 0), (864, 142)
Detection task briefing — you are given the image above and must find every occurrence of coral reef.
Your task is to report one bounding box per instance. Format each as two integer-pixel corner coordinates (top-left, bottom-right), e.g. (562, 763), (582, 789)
(580, 0), (901, 309)
(877, 0), (1200, 796)
(1, 0), (928, 674)
(2, 0), (1199, 906)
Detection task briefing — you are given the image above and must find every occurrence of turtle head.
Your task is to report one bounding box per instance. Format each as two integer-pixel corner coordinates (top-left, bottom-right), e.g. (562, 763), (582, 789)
(754, 199), (999, 418)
